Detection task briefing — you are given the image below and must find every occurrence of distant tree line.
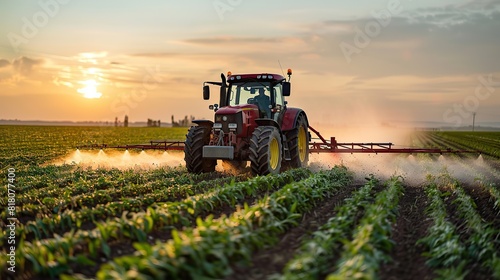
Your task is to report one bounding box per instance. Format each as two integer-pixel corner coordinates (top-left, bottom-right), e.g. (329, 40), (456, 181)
(114, 115), (129, 127)
(111, 115), (196, 127)
(172, 115), (195, 127)
(147, 119), (161, 127)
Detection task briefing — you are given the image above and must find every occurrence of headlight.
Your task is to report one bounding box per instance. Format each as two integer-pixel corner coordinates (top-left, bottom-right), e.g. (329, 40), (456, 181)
(228, 123), (237, 129)
(213, 123), (222, 129)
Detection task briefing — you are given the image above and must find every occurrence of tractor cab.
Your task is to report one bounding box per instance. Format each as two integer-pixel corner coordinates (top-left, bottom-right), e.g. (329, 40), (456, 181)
(203, 72), (290, 119)
(226, 74), (288, 121)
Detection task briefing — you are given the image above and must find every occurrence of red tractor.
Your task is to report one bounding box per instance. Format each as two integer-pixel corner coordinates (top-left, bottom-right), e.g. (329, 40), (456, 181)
(184, 69), (309, 175)
(77, 70), (477, 171)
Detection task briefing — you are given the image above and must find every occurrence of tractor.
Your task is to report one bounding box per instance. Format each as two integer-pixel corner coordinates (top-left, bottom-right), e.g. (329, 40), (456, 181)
(184, 69), (309, 175)
(77, 70), (477, 171)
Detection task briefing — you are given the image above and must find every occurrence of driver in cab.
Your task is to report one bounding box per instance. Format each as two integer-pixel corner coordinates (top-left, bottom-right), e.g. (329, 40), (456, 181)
(253, 88), (271, 118)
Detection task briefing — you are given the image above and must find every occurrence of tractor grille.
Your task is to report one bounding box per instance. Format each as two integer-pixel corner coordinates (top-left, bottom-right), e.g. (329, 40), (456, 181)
(215, 112), (243, 135)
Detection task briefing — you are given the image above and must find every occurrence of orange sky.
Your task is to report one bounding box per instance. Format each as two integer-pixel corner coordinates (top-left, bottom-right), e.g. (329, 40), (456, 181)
(0, 1), (499, 127)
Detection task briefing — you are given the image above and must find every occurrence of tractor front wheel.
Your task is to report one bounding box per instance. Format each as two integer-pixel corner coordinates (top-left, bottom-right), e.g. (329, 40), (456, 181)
(249, 126), (282, 175)
(184, 126), (216, 173)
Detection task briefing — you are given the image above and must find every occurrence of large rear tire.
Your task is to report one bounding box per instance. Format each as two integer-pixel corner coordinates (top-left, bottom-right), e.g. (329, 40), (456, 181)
(249, 126), (282, 175)
(184, 126), (216, 173)
(284, 114), (309, 169)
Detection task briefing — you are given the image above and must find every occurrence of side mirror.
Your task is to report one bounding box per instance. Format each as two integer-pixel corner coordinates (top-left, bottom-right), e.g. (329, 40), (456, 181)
(219, 86), (227, 107)
(283, 82), (291, 96)
(220, 86), (226, 97)
(203, 85), (210, 100)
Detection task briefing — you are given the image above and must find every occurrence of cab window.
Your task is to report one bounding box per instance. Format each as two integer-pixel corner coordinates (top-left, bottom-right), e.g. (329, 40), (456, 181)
(273, 84), (284, 107)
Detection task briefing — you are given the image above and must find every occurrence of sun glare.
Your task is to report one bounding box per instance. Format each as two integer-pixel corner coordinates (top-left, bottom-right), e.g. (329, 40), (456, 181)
(77, 79), (102, 99)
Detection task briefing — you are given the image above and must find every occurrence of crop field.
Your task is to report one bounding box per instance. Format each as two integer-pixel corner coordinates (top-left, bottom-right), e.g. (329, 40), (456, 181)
(1, 125), (500, 280)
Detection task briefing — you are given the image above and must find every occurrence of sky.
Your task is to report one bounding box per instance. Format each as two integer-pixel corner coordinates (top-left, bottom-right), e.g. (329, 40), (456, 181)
(0, 0), (499, 127)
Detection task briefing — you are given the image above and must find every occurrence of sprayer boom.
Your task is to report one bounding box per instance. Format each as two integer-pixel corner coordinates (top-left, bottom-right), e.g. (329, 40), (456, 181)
(77, 140), (184, 151)
(77, 127), (477, 155)
(308, 126), (477, 155)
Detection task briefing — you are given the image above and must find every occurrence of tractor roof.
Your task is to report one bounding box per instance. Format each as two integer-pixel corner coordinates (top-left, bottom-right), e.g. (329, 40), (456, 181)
(227, 73), (286, 83)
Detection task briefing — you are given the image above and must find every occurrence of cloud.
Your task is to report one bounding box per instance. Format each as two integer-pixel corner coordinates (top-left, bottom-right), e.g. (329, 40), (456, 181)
(457, 0), (500, 10)
(183, 36), (280, 45)
(129, 52), (179, 58)
(299, 8), (500, 79)
(0, 59), (10, 68)
(139, 5), (498, 82)
(77, 52), (108, 64)
(0, 56), (46, 86)
(406, 2), (500, 28)
(12, 56), (44, 76)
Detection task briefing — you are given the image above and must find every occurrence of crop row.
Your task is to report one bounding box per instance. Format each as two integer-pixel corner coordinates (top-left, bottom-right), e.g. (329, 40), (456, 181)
(0, 169), (234, 227)
(277, 176), (378, 279)
(486, 183), (500, 214)
(426, 133), (471, 152)
(418, 183), (469, 278)
(0, 176), (238, 247)
(94, 166), (353, 279)
(415, 132), (500, 182)
(0, 170), (239, 246)
(419, 178), (500, 278)
(327, 176), (403, 279)
(449, 182), (500, 278)
(4, 168), (313, 278)
(15, 173), (236, 218)
(1, 166), (207, 208)
(433, 132), (500, 158)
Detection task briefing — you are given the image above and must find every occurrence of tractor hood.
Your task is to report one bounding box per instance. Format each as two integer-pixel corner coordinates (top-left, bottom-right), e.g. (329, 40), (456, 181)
(215, 104), (258, 115)
(213, 104), (259, 136)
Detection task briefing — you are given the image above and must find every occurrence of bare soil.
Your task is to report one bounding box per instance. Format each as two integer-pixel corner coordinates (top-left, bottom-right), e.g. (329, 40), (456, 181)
(379, 184), (434, 280)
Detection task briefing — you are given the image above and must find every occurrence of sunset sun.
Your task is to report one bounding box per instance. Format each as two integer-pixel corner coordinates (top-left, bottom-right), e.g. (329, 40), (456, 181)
(77, 79), (102, 99)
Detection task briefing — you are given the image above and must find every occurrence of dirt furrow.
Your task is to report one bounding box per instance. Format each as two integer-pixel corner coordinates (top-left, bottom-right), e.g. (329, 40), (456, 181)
(379, 184), (434, 280)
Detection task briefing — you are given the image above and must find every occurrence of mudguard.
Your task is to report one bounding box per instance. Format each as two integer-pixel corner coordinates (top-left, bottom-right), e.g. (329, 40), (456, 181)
(255, 118), (280, 130)
(281, 108), (308, 131)
(192, 120), (214, 128)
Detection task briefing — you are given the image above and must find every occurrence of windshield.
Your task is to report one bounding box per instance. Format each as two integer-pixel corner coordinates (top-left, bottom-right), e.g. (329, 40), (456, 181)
(228, 82), (271, 106)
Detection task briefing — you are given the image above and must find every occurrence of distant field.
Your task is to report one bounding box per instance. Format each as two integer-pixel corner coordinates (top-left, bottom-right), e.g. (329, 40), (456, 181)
(1, 126), (500, 279)
(430, 131), (500, 158)
(0, 125), (188, 169)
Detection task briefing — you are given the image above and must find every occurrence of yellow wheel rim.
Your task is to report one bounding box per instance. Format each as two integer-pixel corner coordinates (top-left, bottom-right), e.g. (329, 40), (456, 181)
(269, 137), (279, 170)
(298, 126), (307, 162)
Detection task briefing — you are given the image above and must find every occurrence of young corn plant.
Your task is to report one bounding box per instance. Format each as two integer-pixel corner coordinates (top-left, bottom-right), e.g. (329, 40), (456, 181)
(449, 182), (500, 278)
(95, 167), (353, 280)
(484, 183), (500, 215)
(274, 176), (378, 280)
(327, 176), (403, 280)
(418, 182), (468, 279)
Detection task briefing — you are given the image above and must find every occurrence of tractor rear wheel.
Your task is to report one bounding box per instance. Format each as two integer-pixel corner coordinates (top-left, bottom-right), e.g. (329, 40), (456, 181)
(284, 114), (309, 169)
(184, 126), (216, 173)
(249, 126), (282, 175)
